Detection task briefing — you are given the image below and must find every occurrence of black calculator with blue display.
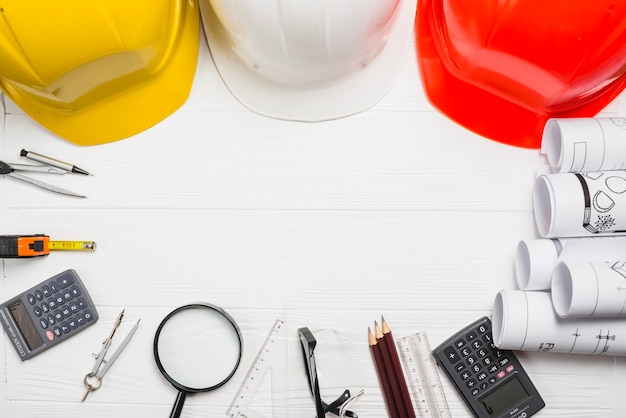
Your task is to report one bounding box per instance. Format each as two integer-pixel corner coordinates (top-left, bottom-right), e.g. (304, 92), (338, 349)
(432, 317), (544, 418)
(0, 269), (99, 360)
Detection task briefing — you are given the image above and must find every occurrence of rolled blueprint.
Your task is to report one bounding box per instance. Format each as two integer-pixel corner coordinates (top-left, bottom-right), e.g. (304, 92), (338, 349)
(542, 117), (626, 173)
(552, 260), (626, 318)
(492, 289), (626, 356)
(533, 170), (626, 238)
(515, 237), (626, 290)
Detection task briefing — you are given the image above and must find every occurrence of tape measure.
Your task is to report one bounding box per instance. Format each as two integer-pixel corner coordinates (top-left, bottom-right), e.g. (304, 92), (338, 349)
(397, 331), (452, 418)
(227, 318), (290, 418)
(0, 234), (95, 258)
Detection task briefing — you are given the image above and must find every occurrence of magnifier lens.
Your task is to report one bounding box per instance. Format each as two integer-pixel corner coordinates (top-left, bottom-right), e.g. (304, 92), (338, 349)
(155, 305), (242, 390)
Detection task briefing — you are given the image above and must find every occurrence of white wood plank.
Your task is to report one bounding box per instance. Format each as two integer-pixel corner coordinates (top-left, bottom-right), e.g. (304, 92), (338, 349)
(1, 109), (543, 211)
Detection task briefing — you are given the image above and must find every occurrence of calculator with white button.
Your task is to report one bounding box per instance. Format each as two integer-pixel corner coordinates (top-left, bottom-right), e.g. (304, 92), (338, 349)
(432, 317), (544, 418)
(0, 269), (99, 360)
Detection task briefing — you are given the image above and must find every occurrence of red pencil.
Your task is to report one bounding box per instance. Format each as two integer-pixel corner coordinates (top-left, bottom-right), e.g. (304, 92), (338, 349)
(381, 317), (416, 418)
(375, 321), (411, 418)
(368, 327), (400, 417)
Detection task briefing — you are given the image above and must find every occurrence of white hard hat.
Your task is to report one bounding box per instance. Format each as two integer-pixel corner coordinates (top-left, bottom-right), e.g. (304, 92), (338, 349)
(200, 0), (417, 121)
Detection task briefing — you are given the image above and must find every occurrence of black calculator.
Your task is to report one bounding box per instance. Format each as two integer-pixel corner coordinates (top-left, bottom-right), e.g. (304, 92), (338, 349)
(432, 317), (544, 418)
(0, 269), (99, 360)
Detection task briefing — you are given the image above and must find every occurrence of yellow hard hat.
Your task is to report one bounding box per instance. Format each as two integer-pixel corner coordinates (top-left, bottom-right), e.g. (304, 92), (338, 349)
(0, 0), (200, 145)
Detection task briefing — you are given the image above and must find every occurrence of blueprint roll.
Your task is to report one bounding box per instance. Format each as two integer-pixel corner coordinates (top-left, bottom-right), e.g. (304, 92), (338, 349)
(516, 237), (626, 290)
(492, 289), (626, 356)
(552, 260), (626, 318)
(542, 117), (626, 173)
(533, 170), (626, 238)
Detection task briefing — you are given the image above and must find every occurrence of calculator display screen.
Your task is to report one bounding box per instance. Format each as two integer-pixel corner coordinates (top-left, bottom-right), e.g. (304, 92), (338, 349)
(9, 301), (43, 351)
(480, 375), (530, 417)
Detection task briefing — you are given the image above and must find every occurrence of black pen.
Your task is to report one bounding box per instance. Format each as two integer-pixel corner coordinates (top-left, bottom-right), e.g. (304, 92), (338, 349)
(20, 149), (91, 176)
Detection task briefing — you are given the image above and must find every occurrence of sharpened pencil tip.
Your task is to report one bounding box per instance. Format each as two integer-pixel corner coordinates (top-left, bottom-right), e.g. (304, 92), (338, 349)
(374, 321), (384, 339)
(381, 317), (391, 334)
(368, 327), (377, 346)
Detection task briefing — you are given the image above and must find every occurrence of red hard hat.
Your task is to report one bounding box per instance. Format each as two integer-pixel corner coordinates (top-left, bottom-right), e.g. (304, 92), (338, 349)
(416, 0), (626, 148)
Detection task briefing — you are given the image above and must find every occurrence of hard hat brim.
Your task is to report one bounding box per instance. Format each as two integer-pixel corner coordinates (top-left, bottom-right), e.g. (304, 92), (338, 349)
(1, 4), (200, 146)
(416, 0), (626, 149)
(201, 0), (418, 122)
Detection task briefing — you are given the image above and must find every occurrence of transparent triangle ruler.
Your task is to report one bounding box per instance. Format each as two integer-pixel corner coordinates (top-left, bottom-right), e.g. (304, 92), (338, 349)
(397, 331), (452, 418)
(226, 318), (290, 418)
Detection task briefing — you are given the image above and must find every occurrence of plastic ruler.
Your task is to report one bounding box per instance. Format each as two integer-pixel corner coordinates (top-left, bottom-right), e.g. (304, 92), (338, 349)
(397, 331), (452, 418)
(226, 318), (290, 418)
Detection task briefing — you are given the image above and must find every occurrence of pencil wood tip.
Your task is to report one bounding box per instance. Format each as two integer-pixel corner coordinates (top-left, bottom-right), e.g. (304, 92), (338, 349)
(368, 327), (377, 346)
(381, 317), (391, 334)
(374, 321), (384, 339)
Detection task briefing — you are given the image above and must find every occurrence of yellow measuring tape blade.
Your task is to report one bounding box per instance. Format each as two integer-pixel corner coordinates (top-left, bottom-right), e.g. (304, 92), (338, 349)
(48, 241), (96, 251)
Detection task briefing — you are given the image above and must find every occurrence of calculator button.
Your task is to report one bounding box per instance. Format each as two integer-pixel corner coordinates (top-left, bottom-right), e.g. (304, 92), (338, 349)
(70, 285), (81, 298)
(35, 290), (43, 301)
(482, 334), (492, 343)
(49, 281), (58, 293)
(471, 340), (483, 349)
(68, 318), (78, 329)
(45, 330), (55, 341)
(480, 382), (489, 390)
(460, 371), (471, 381)
(466, 355), (478, 366)
(27, 294), (36, 305)
(48, 299), (58, 310)
(47, 314), (55, 326)
(60, 322), (70, 334)
(41, 285), (51, 297)
(54, 310), (64, 321)
(33, 306), (42, 317)
(466, 379), (477, 389)
(55, 294), (65, 306)
(39, 318), (48, 329)
(471, 388), (480, 396)
(466, 331), (477, 341)
(444, 347), (460, 363)
(455, 363), (466, 372)
(477, 324), (489, 334)
(477, 348), (488, 357)
(61, 307), (71, 317)
(461, 347), (471, 357)
(41, 303), (50, 314)
(471, 364), (481, 373)
(53, 327), (62, 338)
(499, 357), (511, 367)
(477, 371), (488, 381)
(483, 356), (494, 367)
(497, 371), (506, 379)
(84, 310), (95, 322)
(62, 290), (73, 303)
(56, 274), (75, 289)
(76, 298), (87, 310)
(69, 301), (78, 313)
(488, 364), (498, 374)
(506, 365), (515, 373)
(455, 339), (466, 349)
(75, 313), (85, 326)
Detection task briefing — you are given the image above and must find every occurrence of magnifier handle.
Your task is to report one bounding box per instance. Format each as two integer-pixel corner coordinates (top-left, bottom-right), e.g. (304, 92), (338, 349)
(170, 391), (187, 418)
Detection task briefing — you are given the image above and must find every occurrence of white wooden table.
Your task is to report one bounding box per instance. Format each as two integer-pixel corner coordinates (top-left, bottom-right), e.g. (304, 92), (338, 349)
(1, 27), (625, 418)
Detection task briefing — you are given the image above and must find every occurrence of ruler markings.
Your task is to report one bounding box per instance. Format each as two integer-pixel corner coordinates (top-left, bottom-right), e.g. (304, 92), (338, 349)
(397, 331), (452, 418)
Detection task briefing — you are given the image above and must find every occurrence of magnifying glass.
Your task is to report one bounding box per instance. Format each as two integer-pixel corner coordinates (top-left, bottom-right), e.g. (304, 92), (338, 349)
(153, 303), (243, 418)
